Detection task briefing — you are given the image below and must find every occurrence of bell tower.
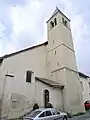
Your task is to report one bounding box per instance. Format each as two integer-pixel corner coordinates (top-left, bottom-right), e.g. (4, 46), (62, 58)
(46, 7), (85, 114)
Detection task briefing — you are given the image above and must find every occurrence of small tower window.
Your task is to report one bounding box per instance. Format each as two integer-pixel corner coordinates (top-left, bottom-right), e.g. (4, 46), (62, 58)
(62, 17), (67, 27)
(50, 21), (54, 29)
(64, 20), (67, 26)
(54, 18), (57, 25)
(55, 51), (56, 55)
(57, 62), (59, 66)
(26, 71), (32, 83)
(53, 40), (54, 44)
(62, 17), (64, 23)
(88, 82), (90, 88)
(80, 81), (84, 91)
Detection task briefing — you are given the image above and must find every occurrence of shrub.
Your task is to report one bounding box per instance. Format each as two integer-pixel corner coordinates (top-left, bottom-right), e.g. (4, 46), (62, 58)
(33, 103), (39, 110)
(46, 102), (53, 108)
(66, 112), (72, 118)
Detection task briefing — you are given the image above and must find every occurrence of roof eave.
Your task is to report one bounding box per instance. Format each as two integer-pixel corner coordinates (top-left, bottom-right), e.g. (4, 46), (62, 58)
(35, 77), (64, 89)
(0, 41), (48, 59)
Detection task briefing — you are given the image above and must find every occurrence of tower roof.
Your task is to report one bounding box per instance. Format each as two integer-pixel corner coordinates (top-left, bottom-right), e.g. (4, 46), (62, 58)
(52, 7), (60, 16)
(46, 7), (70, 23)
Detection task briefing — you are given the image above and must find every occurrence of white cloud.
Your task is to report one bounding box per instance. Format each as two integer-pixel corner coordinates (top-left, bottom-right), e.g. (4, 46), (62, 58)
(0, 22), (7, 55)
(1, 0), (45, 54)
(5, 0), (56, 53)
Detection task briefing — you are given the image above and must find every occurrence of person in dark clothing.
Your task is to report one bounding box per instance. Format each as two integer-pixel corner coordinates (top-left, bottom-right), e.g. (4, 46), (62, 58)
(33, 103), (39, 110)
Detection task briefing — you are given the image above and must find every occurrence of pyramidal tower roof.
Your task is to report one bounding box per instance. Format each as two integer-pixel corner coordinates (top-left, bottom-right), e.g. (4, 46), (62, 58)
(52, 7), (60, 16)
(46, 7), (70, 23)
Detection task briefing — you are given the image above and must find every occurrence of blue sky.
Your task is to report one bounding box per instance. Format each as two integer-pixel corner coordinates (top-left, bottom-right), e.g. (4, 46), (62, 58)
(0, 0), (90, 75)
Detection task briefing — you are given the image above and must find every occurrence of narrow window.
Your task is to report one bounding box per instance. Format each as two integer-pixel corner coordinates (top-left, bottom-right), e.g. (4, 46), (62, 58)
(62, 17), (64, 23)
(55, 51), (56, 55)
(54, 18), (57, 25)
(64, 20), (67, 26)
(80, 81), (84, 91)
(26, 71), (32, 83)
(50, 21), (54, 29)
(57, 62), (59, 66)
(88, 82), (90, 88)
(62, 17), (67, 27)
(53, 40), (54, 44)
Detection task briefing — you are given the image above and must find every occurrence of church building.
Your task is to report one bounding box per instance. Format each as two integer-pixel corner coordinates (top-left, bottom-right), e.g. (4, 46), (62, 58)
(0, 7), (85, 118)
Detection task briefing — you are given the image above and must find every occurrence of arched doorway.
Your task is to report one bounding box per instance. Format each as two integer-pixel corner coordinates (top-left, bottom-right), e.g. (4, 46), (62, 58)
(44, 89), (49, 108)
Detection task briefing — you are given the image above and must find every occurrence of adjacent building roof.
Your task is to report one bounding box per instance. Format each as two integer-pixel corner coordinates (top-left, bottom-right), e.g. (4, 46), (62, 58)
(0, 57), (3, 61)
(46, 7), (70, 23)
(0, 57), (3, 64)
(35, 77), (64, 89)
(79, 72), (89, 78)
